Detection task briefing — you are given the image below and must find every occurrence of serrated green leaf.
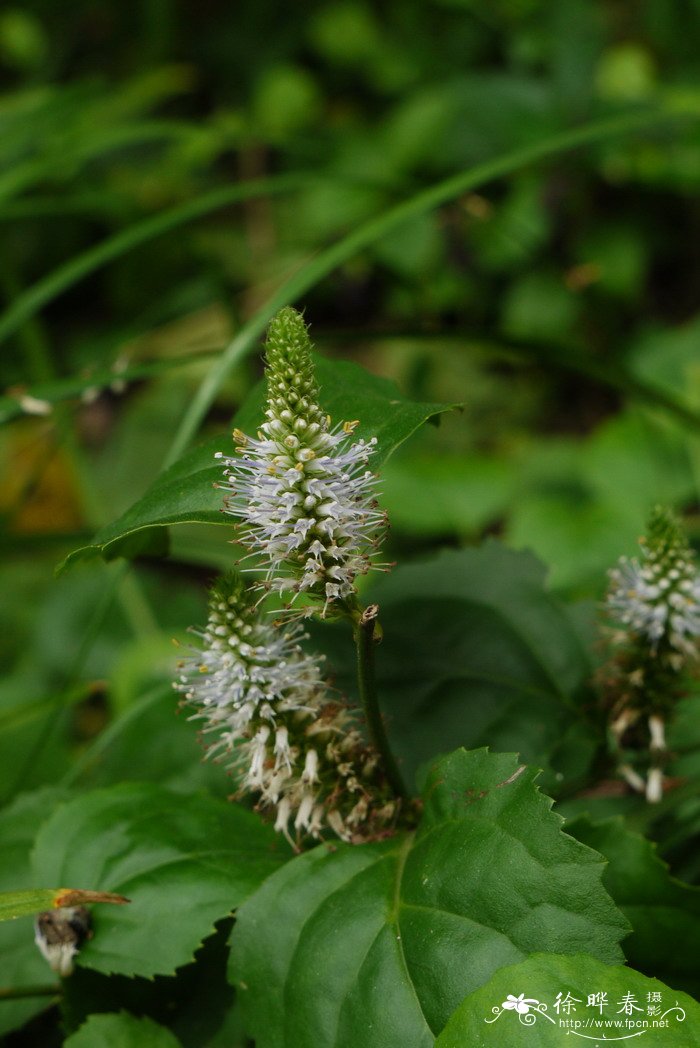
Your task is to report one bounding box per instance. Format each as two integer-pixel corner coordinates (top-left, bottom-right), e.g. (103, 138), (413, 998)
(31, 783), (291, 978)
(436, 953), (700, 1047)
(61, 920), (235, 1047)
(64, 1012), (183, 1048)
(230, 749), (627, 1047)
(568, 817), (700, 997)
(311, 543), (597, 793)
(58, 355), (451, 572)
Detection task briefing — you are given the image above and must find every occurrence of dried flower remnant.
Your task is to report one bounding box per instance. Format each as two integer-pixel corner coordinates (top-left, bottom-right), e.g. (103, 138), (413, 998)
(216, 307), (386, 613)
(174, 573), (397, 846)
(603, 506), (700, 802)
(34, 906), (91, 977)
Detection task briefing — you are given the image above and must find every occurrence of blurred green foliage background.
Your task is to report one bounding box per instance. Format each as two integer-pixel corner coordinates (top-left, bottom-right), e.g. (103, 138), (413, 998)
(1, 0), (700, 817)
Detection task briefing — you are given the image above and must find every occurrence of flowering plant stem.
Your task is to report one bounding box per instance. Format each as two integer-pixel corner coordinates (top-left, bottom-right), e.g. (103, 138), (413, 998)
(354, 604), (407, 800)
(0, 984), (60, 1000)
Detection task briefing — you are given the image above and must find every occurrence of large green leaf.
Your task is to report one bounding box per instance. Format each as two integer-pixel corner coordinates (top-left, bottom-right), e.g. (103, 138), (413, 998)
(0, 787), (71, 1038)
(67, 685), (229, 798)
(311, 543), (598, 793)
(568, 817), (700, 998)
(31, 783), (290, 978)
(229, 749), (627, 1048)
(380, 454), (515, 537)
(59, 355), (451, 571)
(65, 1012), (183, 1048)
(436, 953), (700, 1047)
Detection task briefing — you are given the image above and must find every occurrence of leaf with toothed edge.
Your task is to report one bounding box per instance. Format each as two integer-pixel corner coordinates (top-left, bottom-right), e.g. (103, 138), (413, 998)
(31, 782), (291, 978)
(567, 815), (700, 998)
(229, 748), (628, 1048)
(57, 355), (453, 572)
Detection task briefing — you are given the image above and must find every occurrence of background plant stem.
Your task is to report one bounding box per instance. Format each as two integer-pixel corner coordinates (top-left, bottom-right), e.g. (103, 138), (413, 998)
(0, 984), (60, 1001)
(354, 604), (407, 799)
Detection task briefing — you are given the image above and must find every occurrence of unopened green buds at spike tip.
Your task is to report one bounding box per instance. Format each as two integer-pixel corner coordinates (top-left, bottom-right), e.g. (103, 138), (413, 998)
(215, 307), (387, 614)
(174, 572), (398, 846)
(263, 306), (322, 424)
(607, 505), (700, 660)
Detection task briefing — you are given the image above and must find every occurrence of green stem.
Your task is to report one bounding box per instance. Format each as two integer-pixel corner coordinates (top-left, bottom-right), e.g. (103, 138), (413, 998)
(354, 604), (407, 799)
(0, 984), (60, 1001)
(0, 347), (223, 425)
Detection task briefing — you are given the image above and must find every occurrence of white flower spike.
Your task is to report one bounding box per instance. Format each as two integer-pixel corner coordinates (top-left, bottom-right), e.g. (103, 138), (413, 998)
(607, 505), (700, 660)
(174, 572), (397, 846)
(604, 506), (700, 804)
(216, 307), (386, 612)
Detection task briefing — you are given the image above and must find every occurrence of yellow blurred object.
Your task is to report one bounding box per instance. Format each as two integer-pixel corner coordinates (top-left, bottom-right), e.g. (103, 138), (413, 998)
(1, 421), (84, 533)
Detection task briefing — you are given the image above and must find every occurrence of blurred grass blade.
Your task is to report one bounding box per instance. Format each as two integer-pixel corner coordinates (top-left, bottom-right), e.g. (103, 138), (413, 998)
(0, 119), (219, 205)
(0, 174), (305, 349)
(0, 349), (220, 425)
(0, 888), (129, 923)
(164, 105), (689, 466)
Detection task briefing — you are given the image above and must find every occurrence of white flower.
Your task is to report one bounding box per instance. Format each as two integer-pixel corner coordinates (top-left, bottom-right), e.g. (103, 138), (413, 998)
(648, 714), (666, 751)
(302, 748), (319, 785)
(646, 767), (664, 804)
(216, 307), (386, 612)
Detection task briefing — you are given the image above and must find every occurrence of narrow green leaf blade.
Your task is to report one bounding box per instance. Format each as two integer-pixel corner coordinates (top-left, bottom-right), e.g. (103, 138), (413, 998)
(31, 783), (290, 977)
(0, 177), (304, 350)
(230, 749), (627, 1047)
(167, 105), (683, 463)
(0, 887), (127, 922)
(58, 356), (451, 571)
(436, 953), (700, 1047)
(0, 888), (66, 922)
